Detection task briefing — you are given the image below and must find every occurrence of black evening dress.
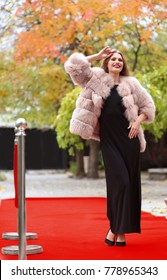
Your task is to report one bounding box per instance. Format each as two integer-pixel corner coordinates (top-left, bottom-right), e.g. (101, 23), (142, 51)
(99, 85), (141, 234)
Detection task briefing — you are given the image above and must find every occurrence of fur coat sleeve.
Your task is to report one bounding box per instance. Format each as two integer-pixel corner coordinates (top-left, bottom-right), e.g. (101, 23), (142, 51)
(64, 53), (93, 87)
(64, 52), (112, 141)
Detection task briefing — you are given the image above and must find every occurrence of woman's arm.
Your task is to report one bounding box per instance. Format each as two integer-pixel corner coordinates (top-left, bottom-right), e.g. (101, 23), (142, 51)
(64, 46), (116, 87)
(87, 46), (116, 62)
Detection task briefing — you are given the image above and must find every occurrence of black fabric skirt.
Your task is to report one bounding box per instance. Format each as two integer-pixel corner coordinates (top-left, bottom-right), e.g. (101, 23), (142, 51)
(99, 85), (141, 234)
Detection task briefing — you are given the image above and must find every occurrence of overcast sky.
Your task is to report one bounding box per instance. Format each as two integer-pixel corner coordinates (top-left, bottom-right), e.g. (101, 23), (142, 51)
(0, 0), (24, 52)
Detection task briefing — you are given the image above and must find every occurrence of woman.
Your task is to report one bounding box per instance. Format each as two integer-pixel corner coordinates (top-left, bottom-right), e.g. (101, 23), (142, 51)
(64, 46), (155, 246)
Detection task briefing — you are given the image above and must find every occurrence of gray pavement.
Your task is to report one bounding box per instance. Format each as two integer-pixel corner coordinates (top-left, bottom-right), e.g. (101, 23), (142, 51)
(0, 170), (167, 218)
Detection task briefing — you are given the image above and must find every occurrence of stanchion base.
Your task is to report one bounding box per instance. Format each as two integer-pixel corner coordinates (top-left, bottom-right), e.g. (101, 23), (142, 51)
(1, 245), (43, 255)
(2, 232), (38, 240)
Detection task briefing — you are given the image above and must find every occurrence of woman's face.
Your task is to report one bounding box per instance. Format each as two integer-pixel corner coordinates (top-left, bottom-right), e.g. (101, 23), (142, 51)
(107, 52), (124, 74)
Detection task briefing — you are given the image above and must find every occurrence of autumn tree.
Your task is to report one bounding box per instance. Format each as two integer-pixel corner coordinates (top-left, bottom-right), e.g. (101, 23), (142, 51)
(14, 0), (167, 72)
(0, 0), (167, 176)
(0, 58), (71, 126)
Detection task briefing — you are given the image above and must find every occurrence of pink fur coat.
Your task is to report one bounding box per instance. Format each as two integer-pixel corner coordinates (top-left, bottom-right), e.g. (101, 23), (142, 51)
(64, 53), (155, 152)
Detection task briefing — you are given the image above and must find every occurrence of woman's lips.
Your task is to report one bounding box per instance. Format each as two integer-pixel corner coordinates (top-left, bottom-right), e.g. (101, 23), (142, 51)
(113, 64), (121, 68)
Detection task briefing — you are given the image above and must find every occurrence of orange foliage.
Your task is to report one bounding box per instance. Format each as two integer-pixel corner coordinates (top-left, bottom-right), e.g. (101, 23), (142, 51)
(14, 0), (167, 61)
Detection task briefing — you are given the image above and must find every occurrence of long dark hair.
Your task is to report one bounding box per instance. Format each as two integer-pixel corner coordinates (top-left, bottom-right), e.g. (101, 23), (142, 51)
(102, 51), (130, 76)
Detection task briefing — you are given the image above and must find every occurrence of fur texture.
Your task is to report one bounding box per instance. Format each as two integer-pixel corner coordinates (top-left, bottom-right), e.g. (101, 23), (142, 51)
(64, 53), (155, 152)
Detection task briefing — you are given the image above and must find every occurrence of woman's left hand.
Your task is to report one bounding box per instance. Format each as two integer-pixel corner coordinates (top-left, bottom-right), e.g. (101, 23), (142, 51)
(97, 46), (116, 60)
(128, 121), (140, 139)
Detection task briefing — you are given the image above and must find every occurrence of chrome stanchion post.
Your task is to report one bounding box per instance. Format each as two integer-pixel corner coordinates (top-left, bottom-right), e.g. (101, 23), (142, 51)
(2, 126), (38, 241)
(16, 118), (27, 260)
(1, 118), (43, 257)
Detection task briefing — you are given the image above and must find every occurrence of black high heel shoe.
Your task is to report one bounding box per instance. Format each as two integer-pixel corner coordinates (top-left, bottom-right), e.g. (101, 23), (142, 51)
(105, 238), (115, 246)
(116, 241), (126, 246)
(115, 235), (126, 246)
(105, 229), (115, 246)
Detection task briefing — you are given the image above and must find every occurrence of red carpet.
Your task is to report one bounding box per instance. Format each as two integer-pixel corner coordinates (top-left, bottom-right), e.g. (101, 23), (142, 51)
(0, 197), (167, 260)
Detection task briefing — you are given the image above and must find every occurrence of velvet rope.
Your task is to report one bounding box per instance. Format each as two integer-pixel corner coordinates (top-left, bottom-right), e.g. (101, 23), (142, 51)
(13, 142), (18, 208)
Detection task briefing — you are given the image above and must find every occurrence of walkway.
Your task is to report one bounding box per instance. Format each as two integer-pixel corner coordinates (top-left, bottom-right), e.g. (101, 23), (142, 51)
(0, 170), (166, 217)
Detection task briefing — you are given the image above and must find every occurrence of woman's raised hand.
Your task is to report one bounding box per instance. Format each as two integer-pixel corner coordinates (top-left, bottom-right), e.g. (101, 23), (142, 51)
(97, 46), (116, 60)
(87, 46), (116, 63)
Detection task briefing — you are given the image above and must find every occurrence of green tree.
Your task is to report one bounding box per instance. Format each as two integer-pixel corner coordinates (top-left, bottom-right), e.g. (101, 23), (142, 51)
(55, 87), (86, 177)
(137, 66), (167, 139)
(55, 87), (100, 178)
(137, 65), (167, 166)
(55, 87), (83, 155)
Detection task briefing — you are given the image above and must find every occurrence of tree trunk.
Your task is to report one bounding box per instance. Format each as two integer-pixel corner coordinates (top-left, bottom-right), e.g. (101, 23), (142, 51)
(157, 137), (164, 167)
(76, 149), (85, 178)
(87, 140), (100, 179)
(132, 43), (141, 72)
